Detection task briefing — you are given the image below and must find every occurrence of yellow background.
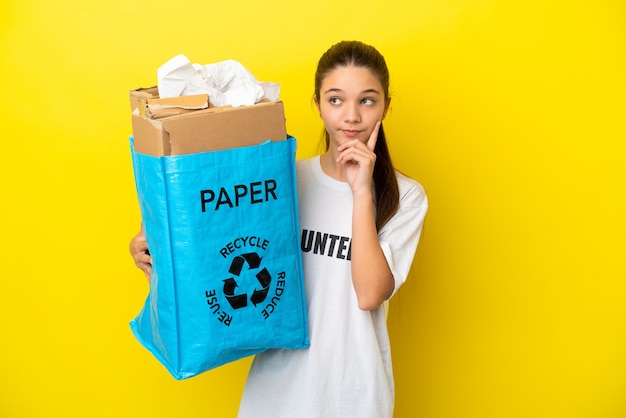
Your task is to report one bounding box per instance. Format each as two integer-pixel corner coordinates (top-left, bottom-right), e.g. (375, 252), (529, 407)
(1, 1), (624, 417)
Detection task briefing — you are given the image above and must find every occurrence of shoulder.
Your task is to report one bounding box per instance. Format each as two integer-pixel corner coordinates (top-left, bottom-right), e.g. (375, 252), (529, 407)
(296, 156), (317, 171)
(395, 170), (428, 209)
(296, 156), (320, 182)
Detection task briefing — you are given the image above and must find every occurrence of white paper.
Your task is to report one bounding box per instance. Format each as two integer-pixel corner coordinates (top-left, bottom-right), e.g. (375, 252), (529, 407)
(157, 54), (280, 107)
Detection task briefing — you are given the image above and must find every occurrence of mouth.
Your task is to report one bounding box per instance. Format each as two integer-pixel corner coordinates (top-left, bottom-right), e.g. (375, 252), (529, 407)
(341, 129), (362, 138)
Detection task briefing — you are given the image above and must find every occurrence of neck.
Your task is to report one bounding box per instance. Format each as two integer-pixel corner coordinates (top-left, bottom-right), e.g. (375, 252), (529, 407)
(319, 152), (347, 182)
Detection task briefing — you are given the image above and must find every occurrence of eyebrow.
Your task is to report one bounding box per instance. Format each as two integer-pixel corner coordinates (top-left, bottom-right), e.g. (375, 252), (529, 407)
(323, 87), (381, 95)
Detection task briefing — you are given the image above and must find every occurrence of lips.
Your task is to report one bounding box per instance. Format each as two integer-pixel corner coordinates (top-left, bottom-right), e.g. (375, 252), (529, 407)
(342, 129), (362, 138)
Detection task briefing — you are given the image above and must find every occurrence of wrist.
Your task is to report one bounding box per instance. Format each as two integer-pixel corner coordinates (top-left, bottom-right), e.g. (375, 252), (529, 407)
(352, 187), (373, 202)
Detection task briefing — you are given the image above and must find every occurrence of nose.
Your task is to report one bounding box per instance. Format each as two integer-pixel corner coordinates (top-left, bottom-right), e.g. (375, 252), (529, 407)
(344, 102), (361, 124)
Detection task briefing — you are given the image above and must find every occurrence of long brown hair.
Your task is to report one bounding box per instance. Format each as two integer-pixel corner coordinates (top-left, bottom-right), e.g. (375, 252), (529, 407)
(314, 40), (400, 231)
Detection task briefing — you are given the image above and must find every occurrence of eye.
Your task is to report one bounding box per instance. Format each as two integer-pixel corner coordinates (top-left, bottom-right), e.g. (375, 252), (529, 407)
(361, 97), (375, 105)
(329, 97), (342, 105)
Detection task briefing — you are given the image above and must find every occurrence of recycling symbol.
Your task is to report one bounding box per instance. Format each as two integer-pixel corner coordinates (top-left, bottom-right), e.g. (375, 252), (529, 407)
(223, 252), (271, 309)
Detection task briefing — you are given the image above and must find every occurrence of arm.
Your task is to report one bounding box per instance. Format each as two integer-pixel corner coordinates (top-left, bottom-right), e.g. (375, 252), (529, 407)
(337, 121), (394, 310)
(350, 188), (395, 310)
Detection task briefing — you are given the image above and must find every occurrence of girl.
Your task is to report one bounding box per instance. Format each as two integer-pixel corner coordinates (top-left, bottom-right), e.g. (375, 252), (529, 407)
(130, 40), (428, 418)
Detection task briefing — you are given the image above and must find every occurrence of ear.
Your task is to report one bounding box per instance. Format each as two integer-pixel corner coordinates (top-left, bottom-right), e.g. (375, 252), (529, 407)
(314, 96), (322, 118)
(382, 97), (391, 120)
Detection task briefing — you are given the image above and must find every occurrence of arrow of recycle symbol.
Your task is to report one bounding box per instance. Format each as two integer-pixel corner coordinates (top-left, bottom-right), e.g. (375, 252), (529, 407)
(223, 252), (271, 309)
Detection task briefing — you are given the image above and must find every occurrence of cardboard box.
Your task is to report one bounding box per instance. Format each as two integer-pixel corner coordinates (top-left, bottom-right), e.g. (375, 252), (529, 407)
(130, 87), (287, 156)
(130, 86), (210, 119)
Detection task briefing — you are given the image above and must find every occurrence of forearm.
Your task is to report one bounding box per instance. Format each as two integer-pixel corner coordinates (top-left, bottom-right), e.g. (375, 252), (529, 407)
(350, 190), (394, 310)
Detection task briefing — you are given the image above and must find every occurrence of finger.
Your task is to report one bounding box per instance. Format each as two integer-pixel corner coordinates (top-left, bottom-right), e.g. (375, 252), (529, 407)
(337, 144), (376, 165)
(143, 265), (152, 283)
(134, 258), (152, 280)
(130, 235), (149, 254)
(337, 138), (367, 152)
(135, 252), (152, 265)
(367, 121), (381, 151)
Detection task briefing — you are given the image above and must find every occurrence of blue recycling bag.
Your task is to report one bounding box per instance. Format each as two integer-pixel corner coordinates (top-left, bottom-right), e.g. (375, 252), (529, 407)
(129, 136), (309, 380)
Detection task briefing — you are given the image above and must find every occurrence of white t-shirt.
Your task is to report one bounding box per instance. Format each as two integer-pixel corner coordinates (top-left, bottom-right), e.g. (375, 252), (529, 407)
(237, 156), (428, 418)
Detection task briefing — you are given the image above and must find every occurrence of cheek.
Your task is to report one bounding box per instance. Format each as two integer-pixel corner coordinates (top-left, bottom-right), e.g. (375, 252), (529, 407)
(319, 105), (338, 123)
(366, 107), (386, 123)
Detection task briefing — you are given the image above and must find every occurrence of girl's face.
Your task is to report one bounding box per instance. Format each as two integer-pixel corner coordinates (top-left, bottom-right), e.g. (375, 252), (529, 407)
(316, 65), (390, 147)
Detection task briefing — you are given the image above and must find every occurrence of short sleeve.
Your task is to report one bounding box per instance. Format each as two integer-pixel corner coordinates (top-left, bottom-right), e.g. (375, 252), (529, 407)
(378, 173), (428, 298)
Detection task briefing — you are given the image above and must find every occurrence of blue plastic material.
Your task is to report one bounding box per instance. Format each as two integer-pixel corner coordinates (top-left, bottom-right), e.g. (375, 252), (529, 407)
(129, 137), (309, 379)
